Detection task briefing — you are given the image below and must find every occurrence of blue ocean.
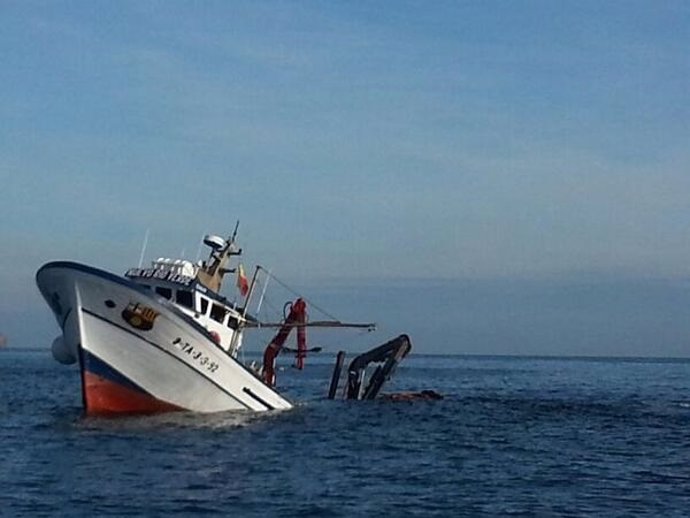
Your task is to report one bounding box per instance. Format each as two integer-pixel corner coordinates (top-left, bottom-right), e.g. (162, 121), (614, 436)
(1, 348), (689, 517)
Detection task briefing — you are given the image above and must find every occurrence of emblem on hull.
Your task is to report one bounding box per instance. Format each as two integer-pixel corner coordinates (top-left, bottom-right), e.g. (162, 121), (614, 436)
(121, 302), (159, 331)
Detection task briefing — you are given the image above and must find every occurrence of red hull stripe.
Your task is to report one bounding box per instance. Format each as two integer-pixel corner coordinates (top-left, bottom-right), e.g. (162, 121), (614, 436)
(83, 371), (182, 415)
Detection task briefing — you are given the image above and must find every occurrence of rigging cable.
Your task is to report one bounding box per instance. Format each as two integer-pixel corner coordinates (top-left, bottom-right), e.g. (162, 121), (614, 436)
(257, 266), (340, 322)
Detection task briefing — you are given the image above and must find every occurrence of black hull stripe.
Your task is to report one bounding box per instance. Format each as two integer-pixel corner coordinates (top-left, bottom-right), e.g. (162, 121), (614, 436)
(242, 387), (274, 410)
(81, 308), (253, 410)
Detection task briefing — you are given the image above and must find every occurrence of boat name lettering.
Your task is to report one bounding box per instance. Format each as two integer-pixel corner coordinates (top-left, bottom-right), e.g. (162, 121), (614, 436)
(126, 268), (193, 286)
(172, 337), (219, 373)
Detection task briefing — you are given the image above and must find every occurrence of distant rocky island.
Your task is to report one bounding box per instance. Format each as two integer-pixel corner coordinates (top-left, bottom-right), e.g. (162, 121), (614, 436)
(0, 335), (7, 348)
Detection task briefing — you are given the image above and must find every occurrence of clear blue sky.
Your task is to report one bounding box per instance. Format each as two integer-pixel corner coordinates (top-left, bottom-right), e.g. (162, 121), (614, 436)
(1, 2), (689, 354)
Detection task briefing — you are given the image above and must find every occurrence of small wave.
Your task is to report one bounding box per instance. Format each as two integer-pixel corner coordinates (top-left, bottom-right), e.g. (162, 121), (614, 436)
(74, 408), (277, 432)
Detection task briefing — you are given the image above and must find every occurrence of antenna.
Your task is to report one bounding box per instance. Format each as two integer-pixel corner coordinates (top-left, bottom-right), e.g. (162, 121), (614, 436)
(230, 220), (240, 243)
(138, 228), (150, 268)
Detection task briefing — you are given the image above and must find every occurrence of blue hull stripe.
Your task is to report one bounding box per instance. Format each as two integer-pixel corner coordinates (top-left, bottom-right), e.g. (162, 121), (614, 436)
(82, 349), (148, 395)
(81, 308), (252, 410)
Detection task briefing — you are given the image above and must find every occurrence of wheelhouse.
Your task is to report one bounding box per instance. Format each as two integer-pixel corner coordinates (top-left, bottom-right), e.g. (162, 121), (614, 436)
(124, 258), (246, 354)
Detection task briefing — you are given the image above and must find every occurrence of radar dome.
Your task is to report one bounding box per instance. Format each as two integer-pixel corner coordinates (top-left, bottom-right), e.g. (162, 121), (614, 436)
(203, 234), (226, 250)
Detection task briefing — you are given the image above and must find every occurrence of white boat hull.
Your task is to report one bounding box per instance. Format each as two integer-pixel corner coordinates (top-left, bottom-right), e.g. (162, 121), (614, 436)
(36, 262), (293, 415)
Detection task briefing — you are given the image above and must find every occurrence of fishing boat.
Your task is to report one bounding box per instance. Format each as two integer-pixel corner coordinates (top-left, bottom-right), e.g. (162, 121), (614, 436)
(36, 224), (373, 415)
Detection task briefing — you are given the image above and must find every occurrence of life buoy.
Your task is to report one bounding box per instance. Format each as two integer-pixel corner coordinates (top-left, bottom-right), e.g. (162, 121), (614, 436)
(209, 331), (221, 344)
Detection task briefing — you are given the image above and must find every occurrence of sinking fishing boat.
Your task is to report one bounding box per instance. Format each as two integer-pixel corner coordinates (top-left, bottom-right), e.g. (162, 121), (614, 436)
(36, 223), (373, 415)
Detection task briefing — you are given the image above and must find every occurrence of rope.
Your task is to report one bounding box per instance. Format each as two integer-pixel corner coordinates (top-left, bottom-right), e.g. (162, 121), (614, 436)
(257, 267), (341, 322)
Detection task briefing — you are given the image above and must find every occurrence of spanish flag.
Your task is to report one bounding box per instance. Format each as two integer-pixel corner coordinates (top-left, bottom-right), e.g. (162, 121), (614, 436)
(236, 263), (249, 297)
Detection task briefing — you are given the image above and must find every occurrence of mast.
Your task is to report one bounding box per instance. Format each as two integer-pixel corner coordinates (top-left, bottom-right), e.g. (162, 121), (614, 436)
(195, 221), (242, 293)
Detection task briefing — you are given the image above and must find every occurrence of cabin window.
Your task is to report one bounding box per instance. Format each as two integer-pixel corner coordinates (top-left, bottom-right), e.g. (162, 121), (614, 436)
(226, 316), (239, 330)
(155, 287), (172, 299)
(210, 303), (226, 323)
(198, 297), (209, 315)
(176, 290), (193, 308)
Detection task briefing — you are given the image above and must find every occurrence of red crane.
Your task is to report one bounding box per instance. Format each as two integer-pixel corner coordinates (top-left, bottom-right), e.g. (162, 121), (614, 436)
(262, 298), (307, 387)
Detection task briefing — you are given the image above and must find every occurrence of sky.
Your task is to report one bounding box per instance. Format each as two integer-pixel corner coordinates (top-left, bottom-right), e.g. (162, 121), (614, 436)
(1, 2), (689, 356)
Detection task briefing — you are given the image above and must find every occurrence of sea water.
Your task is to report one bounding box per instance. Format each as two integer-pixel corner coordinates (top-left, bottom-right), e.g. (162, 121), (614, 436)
(1, 348), (689, 517)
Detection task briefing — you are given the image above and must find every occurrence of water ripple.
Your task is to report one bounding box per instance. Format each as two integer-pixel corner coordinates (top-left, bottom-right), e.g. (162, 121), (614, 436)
(1, 352), (689, 516)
